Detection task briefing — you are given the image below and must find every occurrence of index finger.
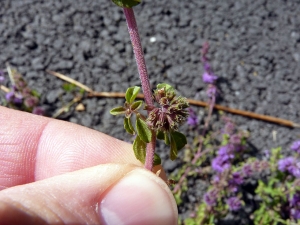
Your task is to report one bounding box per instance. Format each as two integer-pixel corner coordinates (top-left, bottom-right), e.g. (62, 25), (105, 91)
(0, 106), (141, 190)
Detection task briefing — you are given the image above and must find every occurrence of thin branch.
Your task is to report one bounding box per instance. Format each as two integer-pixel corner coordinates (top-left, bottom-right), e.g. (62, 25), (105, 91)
(46, 70), (93, 93)
(46, 71), (300, 128)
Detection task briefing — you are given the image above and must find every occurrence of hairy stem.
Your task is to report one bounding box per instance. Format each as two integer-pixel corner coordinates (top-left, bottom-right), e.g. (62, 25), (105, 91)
(123, 7), (156, 171)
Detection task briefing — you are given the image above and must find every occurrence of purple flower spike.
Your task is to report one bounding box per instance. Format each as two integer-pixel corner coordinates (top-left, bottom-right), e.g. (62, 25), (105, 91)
(212, 156), (230, 173)
(5, 91), (15, 102)
(291, 208), (300, 220)
(291, 140), (300, 154)
(204, 189), (218, 206)
(278, 157), (295, 172)
(187, 108), (198, 127)
(206, 84), (217, 98)
(241, 164), (253, 177)
(226, 196), (242, 211)
(13, 93), (23, 104)
(231, 172), (243, 185)
(202, 71), (218, 84)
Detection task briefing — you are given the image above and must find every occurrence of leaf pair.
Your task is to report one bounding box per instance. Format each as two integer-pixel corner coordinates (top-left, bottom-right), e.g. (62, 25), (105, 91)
(110, 86), (142, 118)
(157, 130), (187, 160)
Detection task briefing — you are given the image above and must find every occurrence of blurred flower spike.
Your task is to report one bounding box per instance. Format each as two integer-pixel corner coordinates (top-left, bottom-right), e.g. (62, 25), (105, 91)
(187, 107), (198, 127)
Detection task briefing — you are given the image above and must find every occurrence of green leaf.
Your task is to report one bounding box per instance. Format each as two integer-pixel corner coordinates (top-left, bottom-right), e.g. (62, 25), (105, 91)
(79, 88), (85, 95)
(170, 134), (178, 160)
(153, 153), (161, 166)
(136, 116), (152, 143)
(124, 117), (135, 135)
(156, 131), (170, 145)
(111, 0), (141, 8)
(133, 135), (146, 163)
(130, 100), (143, 111)
(31, 90), (41, 98)
(171, 131), (187, 151)
(156, 130), (164, 140)
(169, 131), (187, 160)
(164, 132), (170, 145)
(156, 83), (174, 92)
(62, 83), (76, 92)
(125, 86), (140, 104)
(110, 106), (126, 115)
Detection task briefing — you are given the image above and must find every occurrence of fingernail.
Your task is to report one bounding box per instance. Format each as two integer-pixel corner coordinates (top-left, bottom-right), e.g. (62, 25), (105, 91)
(99, 170), (177, 225)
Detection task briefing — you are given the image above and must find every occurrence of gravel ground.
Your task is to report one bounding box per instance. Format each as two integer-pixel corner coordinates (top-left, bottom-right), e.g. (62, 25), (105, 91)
(1, 0), (300, 223)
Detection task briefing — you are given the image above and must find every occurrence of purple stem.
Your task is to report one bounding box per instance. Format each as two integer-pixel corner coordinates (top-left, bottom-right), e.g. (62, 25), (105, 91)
(123, 7), (156, 171)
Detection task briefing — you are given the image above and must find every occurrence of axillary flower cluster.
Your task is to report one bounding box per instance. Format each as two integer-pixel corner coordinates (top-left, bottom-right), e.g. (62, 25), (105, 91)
(146, 84), (189, 132)
(110, 83), (189, 164)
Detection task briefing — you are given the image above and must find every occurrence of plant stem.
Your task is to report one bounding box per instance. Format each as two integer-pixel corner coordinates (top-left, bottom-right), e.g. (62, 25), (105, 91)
(123, 7), (156, 171)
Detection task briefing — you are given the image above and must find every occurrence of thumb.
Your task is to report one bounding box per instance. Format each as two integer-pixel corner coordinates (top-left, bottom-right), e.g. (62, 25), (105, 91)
(0, 164), (178, 225)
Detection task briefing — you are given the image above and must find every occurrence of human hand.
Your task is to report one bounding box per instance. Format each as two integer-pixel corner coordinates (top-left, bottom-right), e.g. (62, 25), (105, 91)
(0, 106), (178, 225)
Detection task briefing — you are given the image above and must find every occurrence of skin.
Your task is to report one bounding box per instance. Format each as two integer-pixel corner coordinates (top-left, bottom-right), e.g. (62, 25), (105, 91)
(0, 106), (177, 225)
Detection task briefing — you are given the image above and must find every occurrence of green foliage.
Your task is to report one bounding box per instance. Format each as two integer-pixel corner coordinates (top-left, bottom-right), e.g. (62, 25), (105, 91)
(130, 100), (143, 111)
(110, 106), (126, 115)
(62, 83), (77, 92)
(124, 117), (135, 135)
(110, 85), (188, 165)
(136, 115), (152, 143)
(156, 83), (175, 92)
(111, 0), (141, 8)
(125, 86), (140, 104)
(170, 131), (187, 160)
(153, 153), (161, 166)
(133, 135), (146, 163)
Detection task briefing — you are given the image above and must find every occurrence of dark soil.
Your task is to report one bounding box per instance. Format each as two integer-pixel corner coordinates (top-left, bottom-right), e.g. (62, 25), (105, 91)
(1, 0), (300, 224)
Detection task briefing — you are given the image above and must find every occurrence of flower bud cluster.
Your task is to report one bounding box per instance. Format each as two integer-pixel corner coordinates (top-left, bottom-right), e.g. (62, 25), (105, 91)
(4, 67), (43, 115)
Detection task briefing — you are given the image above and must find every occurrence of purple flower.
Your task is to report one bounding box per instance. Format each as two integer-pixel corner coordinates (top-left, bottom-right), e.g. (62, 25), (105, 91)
(5, 91), (15, 101)
(278, 157), (295, 172)
(212, 156), (231, 173)
(32, 107), (44, 115)
(230, 134), (241, 145)
(290, 193), (300, 208)
(212, 145), (235, 173)
(241, 164), (253, 177)
(263, 149), (270, 160)
(202, 71), (218, 84)
(204, 189), (218, 206)
(24, 96), (38, 108)
(228, 172), (243, 192)
(278, 157), (300, 178)
(231, 172), (243, 185)
(187, 108), (198, 126)
(218, 145), (234, 160)
(291, 208), (300, 220)
(222, 118), (235, 135)
(226, 196), (242, 211)
(291, 140), (300, 154)
(206, 84), (217, 98)
(290, 193), (300, 220)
